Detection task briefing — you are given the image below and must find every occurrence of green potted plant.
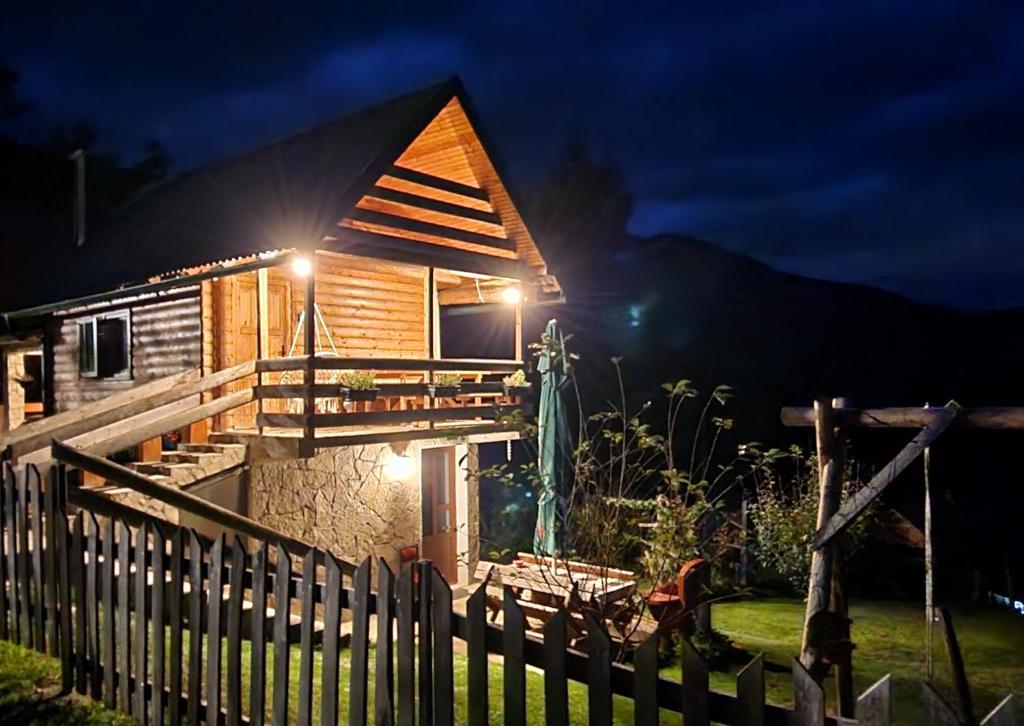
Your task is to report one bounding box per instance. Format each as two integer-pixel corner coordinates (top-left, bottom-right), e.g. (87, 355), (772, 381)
(502, 369), (531, 397)
(338, 370), (380, 402)
(427, 372), (462, 398)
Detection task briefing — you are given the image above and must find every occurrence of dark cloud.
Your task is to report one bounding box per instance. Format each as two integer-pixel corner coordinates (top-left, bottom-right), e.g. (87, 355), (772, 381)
(1, 0), (1021, 308)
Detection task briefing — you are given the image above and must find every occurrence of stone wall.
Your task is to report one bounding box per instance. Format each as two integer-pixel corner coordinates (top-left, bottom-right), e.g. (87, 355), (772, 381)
(249, 443), (422, 575)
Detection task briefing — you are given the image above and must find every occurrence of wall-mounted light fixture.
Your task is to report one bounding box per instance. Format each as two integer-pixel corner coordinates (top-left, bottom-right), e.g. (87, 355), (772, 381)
(292, 255), (313, 278)
(384, 451), (414, 481)
(500, 286), (522, 305)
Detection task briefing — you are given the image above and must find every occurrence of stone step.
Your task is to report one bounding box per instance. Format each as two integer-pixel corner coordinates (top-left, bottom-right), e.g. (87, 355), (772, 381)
(130, 461), (199, 478)
(181, 442), (247, 455)
(161, 450), (222, 465)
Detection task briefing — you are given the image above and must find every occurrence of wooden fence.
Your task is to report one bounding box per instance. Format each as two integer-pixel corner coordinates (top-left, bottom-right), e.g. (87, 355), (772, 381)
(2, 460), (1002, 725)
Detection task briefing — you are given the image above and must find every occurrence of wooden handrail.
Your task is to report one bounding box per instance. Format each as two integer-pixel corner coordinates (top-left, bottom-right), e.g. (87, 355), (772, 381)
(51, 440), (355, 576)
(256, 356), (523, 373)
(6, 360), (257, 460)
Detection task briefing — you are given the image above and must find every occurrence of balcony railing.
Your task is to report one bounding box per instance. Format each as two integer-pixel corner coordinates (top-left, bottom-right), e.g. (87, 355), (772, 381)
(252, 356), (530, 453)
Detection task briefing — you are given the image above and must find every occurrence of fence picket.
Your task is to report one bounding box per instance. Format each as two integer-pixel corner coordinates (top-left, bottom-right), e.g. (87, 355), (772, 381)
(16, 467), (31, 646)
(42, 465), (60, 657)
(503, 585), (526, 726)
(167, 529), (185, 726)
(376, 560), (396, 726)
(102, 516), (116, 707)
(418, 561), (434, 726)
(272, 544), (292, 725)
(2, 466), (17, 645)
(0, 464), (8, 641)
(151, 526), (166, 726)
(226, 536), (245, 726)
(432, 565), (454, 726)
(29, 466), (44, 651)
(585, 614), (612, 726)
(249, 542), (269, 726)
(186, 531), (205, 725)
(321, 552), (343, 726)
(855, 673), (891, 726)
(297, 548), (317, 726)
(206, 533), (226, 725)
(682, 637), (710, 726)
(735, 653), (765, 726)
(791, 658), (825, 726)
(117, 519), (132, 713)
(633, 632), (658, 726)
(396, 562), (415, 726)
(465, 575), (489, 726)
(86, 513), (101, 699)
(543, 608), (570, 726)
(56, 496), (73, 694)
(71, 511), (87, 694)
(351, 557), (372, 726)
(134, 523), (150, 724)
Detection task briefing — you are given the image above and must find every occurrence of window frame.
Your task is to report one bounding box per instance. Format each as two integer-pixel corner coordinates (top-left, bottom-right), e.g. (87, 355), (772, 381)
(77, 309), (132, 381)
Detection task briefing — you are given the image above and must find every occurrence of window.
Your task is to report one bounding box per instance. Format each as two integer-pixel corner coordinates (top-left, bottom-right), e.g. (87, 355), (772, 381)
(78, 311), (130, 379)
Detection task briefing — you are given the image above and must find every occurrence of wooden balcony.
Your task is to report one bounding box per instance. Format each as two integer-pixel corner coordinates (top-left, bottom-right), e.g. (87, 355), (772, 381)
(243, 355), (530, 454)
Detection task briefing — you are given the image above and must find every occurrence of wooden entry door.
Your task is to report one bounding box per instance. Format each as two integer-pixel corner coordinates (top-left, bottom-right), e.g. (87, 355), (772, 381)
(421, 447), (458, 583)
(217, 271), (291, 429)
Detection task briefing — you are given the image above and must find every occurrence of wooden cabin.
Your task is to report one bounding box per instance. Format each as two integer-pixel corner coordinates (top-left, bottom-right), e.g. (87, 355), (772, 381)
(0, 78), (561, 584)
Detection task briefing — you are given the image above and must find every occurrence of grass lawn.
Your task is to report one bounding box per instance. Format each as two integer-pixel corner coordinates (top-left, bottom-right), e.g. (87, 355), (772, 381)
(676, 597), (1024, 724)
(1, 599), (1019, 724)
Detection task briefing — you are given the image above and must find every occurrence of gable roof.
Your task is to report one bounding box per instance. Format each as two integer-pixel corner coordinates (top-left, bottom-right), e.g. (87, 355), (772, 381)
(6, 77), (555, 316)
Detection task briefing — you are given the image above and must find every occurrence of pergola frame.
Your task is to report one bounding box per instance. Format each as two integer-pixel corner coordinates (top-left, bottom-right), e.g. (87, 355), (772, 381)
(780, 400), (1024, 721)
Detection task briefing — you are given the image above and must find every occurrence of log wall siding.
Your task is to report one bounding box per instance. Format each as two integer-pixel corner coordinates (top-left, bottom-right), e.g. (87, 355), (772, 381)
(52, 295), (201, 413)
(292, 254), (427, 359)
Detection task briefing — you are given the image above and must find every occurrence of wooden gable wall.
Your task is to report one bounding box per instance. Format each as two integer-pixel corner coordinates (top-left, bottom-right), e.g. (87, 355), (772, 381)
(339, 98), (547, 274)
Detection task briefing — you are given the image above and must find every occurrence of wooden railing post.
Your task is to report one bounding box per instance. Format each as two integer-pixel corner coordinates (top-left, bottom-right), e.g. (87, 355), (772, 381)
(301, 258), (316, 458)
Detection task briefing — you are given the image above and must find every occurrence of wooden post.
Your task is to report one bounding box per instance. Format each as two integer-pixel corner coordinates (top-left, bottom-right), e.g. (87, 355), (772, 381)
(301, 257), (316, 457)
(830, 559), (855, 717)
(800, 397), (845, 676)
(257, 268), (270, 435)
(514, 296), (524, 363)
(427, 267), (437, 429)
(937, 605), (976, 725)
(924, 419), (934, 681)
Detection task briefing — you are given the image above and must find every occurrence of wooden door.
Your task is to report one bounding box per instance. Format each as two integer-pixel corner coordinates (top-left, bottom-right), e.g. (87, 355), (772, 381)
(230, 276), (259, 428)
(421, 447), (458, 583)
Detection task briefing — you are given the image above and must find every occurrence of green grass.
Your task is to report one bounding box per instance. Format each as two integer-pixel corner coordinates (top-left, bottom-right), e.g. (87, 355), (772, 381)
(665, 597), (1024, 724)
(3, 599), (1020, 724)
(0, 640), (129, 725)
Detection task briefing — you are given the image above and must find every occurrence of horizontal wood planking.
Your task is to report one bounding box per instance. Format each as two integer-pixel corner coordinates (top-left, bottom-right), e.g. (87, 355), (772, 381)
(341, 218), (518, 261)
(376, 174), (494, 213)
(257, 403), (524, 429)
(348, 208), (514, 251)
(365, 185), (502, 225)
(385, 164), (489, 201)
(254, 381), (506, 398)
(256, 355), (521, 373)
(309, 422), (520, 449)
(53, 296), (201, 413)
(357, 195), (506, 239)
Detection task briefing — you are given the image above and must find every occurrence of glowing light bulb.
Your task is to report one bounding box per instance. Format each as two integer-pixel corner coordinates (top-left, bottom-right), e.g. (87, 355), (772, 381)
(500, 286), (522, 305)
(292, 256), (313, 278)
(384, 453), (414, 481)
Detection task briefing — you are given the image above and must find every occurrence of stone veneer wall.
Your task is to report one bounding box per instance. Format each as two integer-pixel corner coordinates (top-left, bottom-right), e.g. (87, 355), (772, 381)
(248, 442), (423, 575)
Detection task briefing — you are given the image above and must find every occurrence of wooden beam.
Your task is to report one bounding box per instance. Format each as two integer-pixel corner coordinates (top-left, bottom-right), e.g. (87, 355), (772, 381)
(310, 422), (518, 449)
(800, 397), (846, 675)
(302, 261), (316, 457)
(385, 165), (490, 202)
(82, 388), (253, 458)
(936, 606), (976, 726)
(1, 367), (200, 457)
(326, 228), (526, 279)
(366, 186), (502, 226)
(781, 404), (1022, 429)
(813, 401), (960, 550)
(257, 403), (524, 430)
(256, 356), (522, 373)
(254, 382), (505, 399)
(347, 209), (515, 252)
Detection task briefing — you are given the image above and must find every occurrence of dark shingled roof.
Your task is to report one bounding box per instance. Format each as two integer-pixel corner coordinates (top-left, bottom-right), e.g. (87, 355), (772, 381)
(7, 78), (460, 312)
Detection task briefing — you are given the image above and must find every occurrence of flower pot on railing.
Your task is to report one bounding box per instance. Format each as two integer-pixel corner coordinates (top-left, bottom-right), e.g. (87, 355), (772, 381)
(426, 384), (461, 398)
(341, 386), (380, 402)
(503, 383), (532, 398)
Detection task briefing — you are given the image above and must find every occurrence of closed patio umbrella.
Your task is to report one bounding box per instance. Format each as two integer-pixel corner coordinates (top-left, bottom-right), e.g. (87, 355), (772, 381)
(534, 319), (571, 556)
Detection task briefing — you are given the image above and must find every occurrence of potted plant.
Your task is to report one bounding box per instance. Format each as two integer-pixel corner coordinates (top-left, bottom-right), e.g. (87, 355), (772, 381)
(502, 369), (531, 397)
(339, 370), (380, 402)
(427, 372), (462, 398)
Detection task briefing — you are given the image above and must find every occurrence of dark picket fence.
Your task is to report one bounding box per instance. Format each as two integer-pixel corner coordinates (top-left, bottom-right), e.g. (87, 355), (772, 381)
(0, 460), (926, 725)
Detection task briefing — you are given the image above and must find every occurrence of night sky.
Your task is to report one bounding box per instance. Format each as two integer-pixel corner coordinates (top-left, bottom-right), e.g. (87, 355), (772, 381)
(2, 2), (1022, 309)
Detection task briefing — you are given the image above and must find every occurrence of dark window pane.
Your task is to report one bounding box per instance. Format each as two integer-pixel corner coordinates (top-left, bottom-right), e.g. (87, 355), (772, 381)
(78, 321), (95, 374)
(97, 316), (129, 378)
